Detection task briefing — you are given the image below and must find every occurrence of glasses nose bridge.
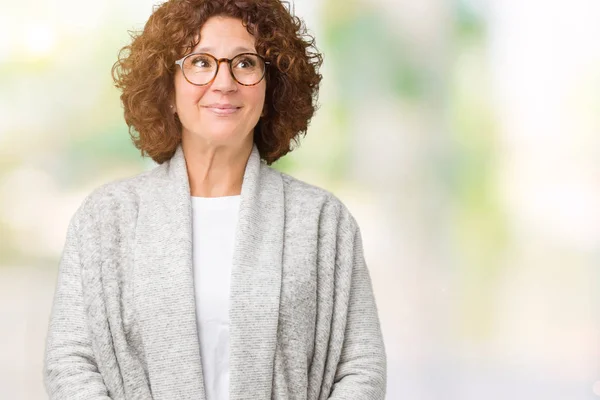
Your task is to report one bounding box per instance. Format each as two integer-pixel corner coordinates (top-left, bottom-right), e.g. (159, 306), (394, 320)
(213, 57), (235, 81)
(216, 57), (233, 65)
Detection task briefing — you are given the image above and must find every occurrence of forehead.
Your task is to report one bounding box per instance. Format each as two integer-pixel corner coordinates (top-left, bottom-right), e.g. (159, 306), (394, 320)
(192, 16), (257, 55)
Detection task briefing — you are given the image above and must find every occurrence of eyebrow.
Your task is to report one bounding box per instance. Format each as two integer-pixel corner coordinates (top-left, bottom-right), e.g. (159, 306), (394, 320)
(194, 46), (256, 55)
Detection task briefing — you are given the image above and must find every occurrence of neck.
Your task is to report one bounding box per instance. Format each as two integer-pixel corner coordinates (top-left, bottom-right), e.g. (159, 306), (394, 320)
(181, 134), (253, 197)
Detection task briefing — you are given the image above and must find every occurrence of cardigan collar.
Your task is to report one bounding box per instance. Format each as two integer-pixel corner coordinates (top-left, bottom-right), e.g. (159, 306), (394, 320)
(133, 142), (284, 399)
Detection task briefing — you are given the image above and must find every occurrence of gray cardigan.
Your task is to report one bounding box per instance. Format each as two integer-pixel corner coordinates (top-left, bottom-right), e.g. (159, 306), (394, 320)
(43, 142), (387, 400)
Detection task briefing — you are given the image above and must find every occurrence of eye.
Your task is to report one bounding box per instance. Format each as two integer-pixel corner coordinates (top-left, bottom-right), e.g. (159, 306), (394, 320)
(235, 56), (256, 69)
(190, 55), (215, 68)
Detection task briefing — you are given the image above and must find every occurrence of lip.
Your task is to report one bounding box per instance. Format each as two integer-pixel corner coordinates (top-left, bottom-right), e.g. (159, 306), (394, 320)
(203, 103), (242, 115)
(204, 103), (241, 109)
(205, 107), (241, 115)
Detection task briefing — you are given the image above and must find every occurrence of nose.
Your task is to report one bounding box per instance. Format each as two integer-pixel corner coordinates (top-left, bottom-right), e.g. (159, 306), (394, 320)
(210, 60), (237, 92)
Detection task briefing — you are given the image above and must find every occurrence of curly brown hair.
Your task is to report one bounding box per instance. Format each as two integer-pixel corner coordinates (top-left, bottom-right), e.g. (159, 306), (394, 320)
(111, 0), (323, 165)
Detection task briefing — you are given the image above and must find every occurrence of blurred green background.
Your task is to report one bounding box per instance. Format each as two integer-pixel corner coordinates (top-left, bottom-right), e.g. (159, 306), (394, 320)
(1, 0), (599, 398)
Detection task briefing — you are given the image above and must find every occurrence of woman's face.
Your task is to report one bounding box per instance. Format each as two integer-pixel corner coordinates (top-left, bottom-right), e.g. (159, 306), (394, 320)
(173, 16), (267, 147)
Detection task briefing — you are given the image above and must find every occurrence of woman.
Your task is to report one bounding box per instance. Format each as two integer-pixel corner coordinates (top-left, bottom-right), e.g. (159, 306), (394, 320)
(43, 0), (386, 399)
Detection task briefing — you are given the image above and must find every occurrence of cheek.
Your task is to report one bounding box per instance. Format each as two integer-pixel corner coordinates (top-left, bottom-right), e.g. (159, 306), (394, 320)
(247, 87), (266, 113)
(184, 88), (208, 104)
(175, 76), (207, 103)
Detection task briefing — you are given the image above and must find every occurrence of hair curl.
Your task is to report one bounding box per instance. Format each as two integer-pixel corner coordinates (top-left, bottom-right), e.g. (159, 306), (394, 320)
(111, 0), (323, 165)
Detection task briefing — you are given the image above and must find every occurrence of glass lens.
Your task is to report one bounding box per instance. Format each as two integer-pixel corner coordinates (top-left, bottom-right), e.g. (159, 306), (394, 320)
(231, 54), (265, 85)
(183, 54), (217, 85)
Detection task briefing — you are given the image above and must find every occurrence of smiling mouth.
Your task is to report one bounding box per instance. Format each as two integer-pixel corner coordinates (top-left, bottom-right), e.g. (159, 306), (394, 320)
(204, 106), (241, 115)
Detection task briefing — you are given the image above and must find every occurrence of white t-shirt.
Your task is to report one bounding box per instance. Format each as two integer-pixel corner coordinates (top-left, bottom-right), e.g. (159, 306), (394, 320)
(190, 194), (240, 400)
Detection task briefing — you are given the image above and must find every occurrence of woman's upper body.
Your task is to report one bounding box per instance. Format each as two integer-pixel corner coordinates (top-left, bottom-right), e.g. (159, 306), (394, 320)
(44, 0), (387, 398)
(44, 142), (387, 400)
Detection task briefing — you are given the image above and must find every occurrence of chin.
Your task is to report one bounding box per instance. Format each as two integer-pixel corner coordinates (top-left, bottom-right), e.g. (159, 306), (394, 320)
(198, 129), (242, 142)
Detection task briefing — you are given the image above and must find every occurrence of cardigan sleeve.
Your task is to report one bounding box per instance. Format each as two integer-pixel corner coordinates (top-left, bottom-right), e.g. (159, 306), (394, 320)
(43, 208), (112, 399)
(327, 222), (387, 399)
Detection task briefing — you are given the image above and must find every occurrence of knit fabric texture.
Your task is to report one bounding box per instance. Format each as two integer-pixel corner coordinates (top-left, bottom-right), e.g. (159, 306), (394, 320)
(43, 142), (387, 399)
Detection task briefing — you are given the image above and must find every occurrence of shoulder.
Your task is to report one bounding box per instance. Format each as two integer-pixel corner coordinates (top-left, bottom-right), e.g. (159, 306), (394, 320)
(70, 166), (158, 228)
(277, 169), (359, 236)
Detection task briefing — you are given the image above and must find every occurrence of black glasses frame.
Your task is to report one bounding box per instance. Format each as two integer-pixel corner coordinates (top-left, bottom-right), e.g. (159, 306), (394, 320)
(174, 52), (270, 87)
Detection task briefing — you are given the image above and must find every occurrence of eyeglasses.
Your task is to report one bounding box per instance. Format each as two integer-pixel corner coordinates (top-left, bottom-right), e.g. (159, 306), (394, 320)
(174, 52), (270, 86)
